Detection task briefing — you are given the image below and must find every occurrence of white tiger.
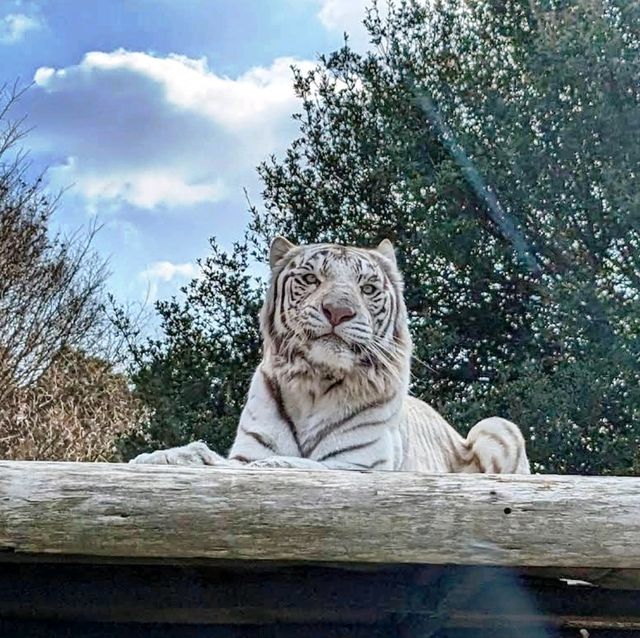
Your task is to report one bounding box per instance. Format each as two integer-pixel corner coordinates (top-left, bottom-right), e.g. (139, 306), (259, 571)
(132, 237), (530, 474)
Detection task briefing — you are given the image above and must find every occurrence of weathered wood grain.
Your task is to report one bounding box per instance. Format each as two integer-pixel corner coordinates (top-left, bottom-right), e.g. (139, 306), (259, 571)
(0, 461), (638, 569)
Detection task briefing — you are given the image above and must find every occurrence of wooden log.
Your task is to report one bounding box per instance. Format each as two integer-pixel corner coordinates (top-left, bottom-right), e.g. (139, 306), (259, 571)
(0, 461), (638, 570)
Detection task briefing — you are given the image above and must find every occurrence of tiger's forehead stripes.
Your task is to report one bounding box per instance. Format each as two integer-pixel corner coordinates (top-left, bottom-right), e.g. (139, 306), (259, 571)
(286, 245), (386, 282)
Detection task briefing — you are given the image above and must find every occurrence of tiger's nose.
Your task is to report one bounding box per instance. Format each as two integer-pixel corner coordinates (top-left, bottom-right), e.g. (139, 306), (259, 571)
(322, 302), (356, 326)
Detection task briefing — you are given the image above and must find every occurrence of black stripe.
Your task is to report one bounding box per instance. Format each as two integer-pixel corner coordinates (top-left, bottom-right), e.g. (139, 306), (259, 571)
(371, 252), (403, 338)
(242, 427), (278, 452)
(311, 248), (331, 260)
(318, 438), (380, 462)
(266, 293), (277, 342)
(229, 454), (253, 463)
(267, 265), (288, 340)
(451, 440), (472, 471)
(484, 431), (508, 454)
(277, 271), (294, 330)
(379, 292), (395, 338)
(350, 460), (386, 470)
(302, 395), (391, 457)
(504, 423), (524, 471)
(487, 425), (523, 472)
(261, 370), (301, 454)
(393, 306), (405, 342)
(346, 324), (370, 335)
(323, 378), (344, 395)
(342, 411), (399, 435)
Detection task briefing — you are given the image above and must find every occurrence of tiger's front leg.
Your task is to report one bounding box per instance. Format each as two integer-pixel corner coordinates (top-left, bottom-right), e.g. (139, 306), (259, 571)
(129, 441), (241, 467)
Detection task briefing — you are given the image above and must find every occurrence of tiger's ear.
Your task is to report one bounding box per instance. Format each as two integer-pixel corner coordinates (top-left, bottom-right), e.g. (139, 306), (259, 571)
(374, 238), (397, 267)
(269, 236), (296, 269)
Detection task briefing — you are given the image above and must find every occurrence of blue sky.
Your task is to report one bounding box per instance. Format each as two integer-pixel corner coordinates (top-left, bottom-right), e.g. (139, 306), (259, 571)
(1, 0), (371, 304)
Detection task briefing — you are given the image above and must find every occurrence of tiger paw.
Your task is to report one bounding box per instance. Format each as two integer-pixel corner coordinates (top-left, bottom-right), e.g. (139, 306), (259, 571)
(129, 441), (221, 466)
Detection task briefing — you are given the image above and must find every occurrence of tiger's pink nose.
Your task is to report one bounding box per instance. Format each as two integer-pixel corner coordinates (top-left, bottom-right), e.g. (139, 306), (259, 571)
(322, 302), (356, 326)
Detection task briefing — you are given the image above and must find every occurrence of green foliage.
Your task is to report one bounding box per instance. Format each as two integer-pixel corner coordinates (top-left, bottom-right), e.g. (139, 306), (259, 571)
(114, 241), (264, 458)
(120, 0), (640, 474)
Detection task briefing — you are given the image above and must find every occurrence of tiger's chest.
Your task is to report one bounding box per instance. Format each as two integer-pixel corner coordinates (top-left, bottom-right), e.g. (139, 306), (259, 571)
(277, 375), (402, 461)
(281, 383), (347, 433)
(277, 378), (360, 452)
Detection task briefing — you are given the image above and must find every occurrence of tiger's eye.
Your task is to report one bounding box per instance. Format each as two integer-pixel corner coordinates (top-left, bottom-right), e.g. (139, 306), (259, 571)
(302, 273), (320, 285)
(361, 283), (376, 295)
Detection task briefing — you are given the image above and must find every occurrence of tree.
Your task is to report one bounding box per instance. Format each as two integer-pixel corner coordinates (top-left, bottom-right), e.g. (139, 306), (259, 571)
(0, 83), (143, 461)
(0, 84), (113, 401)
(122, 0), (640, 475)
(114, 241), (264, 459)
(0, 348), (145, 462)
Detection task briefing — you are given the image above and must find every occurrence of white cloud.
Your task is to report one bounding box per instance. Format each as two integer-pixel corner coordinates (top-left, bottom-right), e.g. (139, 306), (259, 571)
(36, 51), (303, 131)
(0, 12), (42, 43)
(140, 260), (200, 301)
(317, 0), (369, 32)
(314, 0), (397, 49)
(316, 0), (372, 48)
(67, 161), (226, 210)
(141, 260), (199, 282)
(26, 50), (316, 210)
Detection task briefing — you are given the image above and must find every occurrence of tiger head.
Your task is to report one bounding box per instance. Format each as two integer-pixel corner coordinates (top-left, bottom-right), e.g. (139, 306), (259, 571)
(261, 237), (411, 377)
